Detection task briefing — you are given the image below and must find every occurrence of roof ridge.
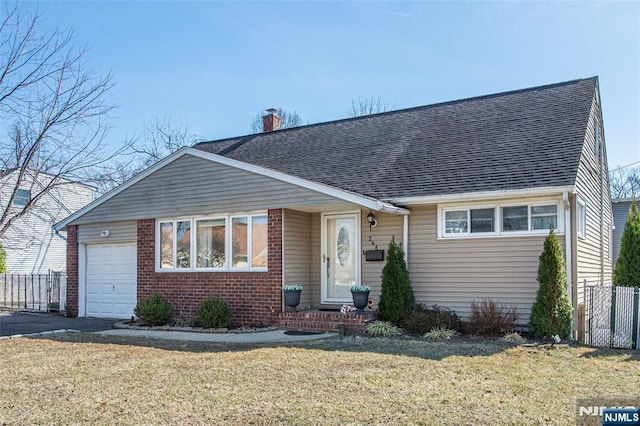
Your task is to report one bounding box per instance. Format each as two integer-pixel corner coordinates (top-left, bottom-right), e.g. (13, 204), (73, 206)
(194, 76), (598, 147)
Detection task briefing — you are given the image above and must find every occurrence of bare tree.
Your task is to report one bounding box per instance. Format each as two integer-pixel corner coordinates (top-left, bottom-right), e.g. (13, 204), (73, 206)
(0, 4), (121, 239)
(347, 96), (395, 117)
(133, 116), (197, 168)
(609, 165), (640, 199)
(249, 108), (303, 133)
(88, 116), (198, 194)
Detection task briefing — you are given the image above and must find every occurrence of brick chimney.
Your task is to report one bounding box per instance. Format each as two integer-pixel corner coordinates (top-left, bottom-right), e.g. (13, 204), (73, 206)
(262, 108), (281, 132)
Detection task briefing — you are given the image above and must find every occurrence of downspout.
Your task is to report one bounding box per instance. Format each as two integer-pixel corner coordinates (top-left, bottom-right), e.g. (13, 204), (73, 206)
(281, 209), (285, 313)
(403, 214), (409, 267)
(53, 227), (67, 242)
(598, 126), (605, 285)
(563, 192), (574, 336)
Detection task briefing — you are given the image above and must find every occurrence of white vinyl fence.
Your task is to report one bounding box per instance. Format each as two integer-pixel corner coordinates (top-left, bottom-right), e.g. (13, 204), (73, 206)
(0, 271), (65, 312)
(584, 286), (640, 350)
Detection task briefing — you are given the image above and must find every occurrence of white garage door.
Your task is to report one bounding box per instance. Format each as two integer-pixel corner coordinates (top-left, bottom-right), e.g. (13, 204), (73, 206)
(85, 243), (137, 319)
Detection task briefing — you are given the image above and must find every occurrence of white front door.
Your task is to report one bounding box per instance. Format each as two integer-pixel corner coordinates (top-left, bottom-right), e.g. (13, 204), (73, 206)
(322, 213), (360, 304)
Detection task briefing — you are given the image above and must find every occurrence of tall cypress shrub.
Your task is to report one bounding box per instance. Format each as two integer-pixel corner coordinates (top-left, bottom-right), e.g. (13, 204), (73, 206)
(0, 243), (6, 273)
(529, 229), (573, 339)
(378, 238), (414, 324)
(613, 202), (640, 287)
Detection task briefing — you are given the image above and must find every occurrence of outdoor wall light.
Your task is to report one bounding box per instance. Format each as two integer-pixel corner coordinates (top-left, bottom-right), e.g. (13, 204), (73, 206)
(100, 230), (110, 238)
(367, 211), (377, 230)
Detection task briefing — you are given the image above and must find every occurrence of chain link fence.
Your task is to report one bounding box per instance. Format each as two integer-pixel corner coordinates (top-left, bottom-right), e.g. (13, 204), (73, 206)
(584, 285), (640, 350)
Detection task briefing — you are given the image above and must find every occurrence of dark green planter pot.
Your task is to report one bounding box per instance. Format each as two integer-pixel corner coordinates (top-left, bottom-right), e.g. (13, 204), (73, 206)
(284, 290), (302, 312)
(351, 290), (370, 315)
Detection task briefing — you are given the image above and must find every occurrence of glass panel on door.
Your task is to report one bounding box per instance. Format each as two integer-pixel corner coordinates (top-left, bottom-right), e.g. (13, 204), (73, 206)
(323, 214), (359, 302)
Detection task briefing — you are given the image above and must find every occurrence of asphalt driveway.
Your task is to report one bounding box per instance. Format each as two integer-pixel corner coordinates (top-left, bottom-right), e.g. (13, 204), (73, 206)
(0, 311), (117, 337)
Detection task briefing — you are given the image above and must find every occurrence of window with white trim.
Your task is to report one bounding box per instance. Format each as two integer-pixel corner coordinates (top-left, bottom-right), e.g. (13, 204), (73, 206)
(157, 213), (267, 272)
(440, 201), (562, 238)
(444, 207), (495, 235)
(577, 198), (586, 238)
(530, 205), (557, 230)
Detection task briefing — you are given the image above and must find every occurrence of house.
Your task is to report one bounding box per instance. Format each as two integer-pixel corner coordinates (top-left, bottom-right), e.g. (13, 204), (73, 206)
(1, 170), (95, 274)
(611, 198), (637, 265)
(55, 77), (612, 338)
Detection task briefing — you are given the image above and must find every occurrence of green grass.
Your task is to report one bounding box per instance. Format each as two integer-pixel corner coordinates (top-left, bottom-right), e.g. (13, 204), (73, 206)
(0, 334), (637, 425)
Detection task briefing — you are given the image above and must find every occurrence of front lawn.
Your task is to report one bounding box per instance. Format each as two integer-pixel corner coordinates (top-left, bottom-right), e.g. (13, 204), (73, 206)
(0, 334), (637, 425)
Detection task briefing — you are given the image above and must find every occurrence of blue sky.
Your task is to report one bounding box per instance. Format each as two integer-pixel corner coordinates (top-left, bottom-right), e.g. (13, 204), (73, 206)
(23, 1), (640, 169)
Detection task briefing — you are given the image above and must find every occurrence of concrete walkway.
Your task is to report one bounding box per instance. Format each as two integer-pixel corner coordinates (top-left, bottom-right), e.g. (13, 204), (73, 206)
(98, 328), (338, 344)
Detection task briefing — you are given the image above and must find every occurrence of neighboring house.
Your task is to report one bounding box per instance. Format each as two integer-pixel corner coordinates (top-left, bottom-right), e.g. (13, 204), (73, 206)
(0, 170), (95, 274)
(55, 77), (612, 339)
(611, 198), (637, 265)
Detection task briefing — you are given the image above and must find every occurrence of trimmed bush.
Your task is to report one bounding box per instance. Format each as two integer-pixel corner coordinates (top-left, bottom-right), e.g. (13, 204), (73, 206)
(197, 296), (233, 328)
(529, 229), (573, 339)
(613, 202), (640, 287)
(0, 243), (5, 273)
(463, 299), (519, 336)
(134, 293), (174, 326)
(378, 238), (414, 324)
(400, 304), (460, 336)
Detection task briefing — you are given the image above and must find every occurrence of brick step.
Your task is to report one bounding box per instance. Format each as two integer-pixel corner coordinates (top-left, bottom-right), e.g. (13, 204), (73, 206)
(279, 310), (377, 335)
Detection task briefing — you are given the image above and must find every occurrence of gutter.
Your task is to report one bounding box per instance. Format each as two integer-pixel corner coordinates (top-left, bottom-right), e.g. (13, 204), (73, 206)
(389, 186), (576, 205)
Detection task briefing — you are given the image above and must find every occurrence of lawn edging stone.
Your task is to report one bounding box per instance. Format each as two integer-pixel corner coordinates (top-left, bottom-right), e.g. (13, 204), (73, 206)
(113, 320), (278, 334)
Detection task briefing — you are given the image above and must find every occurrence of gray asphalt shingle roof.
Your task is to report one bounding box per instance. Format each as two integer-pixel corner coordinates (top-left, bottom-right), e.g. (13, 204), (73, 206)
(195, 77), (598, 201)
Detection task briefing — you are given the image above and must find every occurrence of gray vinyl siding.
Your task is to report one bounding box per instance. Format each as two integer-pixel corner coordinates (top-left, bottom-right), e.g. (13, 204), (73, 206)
(72, 154), (348, 225)
(407, 205), (557, 323)
(77, 221), (137, 244)
(282, 210), (313, 308)
(612, 200), (633, 264)
(574, 93), (613, 313)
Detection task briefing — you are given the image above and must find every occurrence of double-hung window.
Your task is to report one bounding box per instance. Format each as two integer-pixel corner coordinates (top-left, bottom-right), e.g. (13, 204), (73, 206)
(230, 215), (268, 269)
(159, 220), (193, 269)
(157, 213), (268, 272)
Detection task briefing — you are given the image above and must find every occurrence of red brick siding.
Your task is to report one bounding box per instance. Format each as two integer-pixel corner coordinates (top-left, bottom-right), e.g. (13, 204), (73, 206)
(137, 209), (283, 327)
(66, 225), (79, 317)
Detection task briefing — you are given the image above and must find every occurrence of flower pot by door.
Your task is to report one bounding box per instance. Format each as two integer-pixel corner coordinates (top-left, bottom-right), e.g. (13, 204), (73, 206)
(351, 291), (370, 315)
(284, 290), (302, 312)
